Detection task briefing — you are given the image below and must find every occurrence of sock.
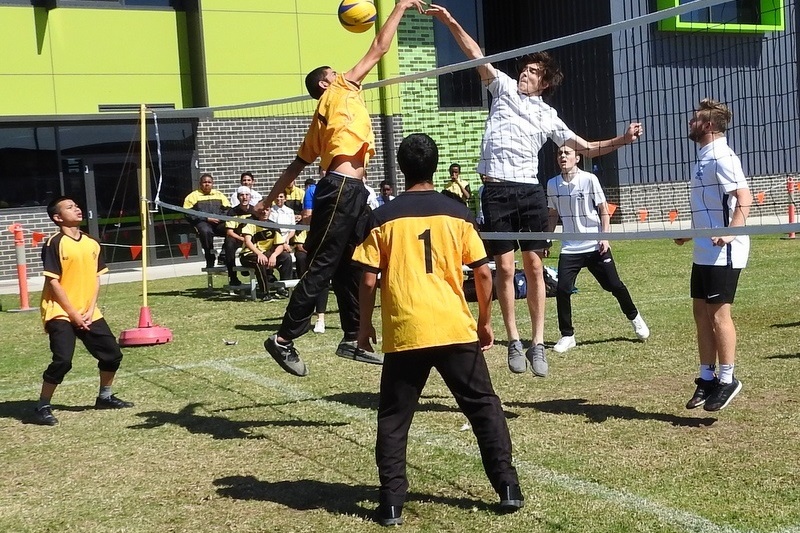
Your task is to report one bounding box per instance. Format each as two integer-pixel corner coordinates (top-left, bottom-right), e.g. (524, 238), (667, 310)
(99, 385), (113, 399)
(37, 396), (52, 410)
(699, 364), (716, 381)
(718, 364), (735, 384)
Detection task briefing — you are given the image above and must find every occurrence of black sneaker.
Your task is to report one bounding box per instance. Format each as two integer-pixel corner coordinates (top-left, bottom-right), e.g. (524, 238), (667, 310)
(336, 340), (384, 365)
(229, 277), (242, 286)
(703, 378), (742, 412)
(264, 335), (309, 377)
(376, 504), (403, 527)
(33, 405), (58, 426)
(498, 482), (524, 513)
(95, 394), (135, 409)
(685, 377), (719, 409)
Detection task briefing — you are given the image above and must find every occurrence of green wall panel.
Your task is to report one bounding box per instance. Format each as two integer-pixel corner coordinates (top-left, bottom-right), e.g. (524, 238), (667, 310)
(0, 75), (57, 116)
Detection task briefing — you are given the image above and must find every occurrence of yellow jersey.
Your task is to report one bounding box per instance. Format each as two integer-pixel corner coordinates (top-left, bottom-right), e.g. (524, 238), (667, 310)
(240, 223), (285, 255)
(40, 232), (107, 324)
(353, 191), (489, 353)
(297, 74), (375, 171)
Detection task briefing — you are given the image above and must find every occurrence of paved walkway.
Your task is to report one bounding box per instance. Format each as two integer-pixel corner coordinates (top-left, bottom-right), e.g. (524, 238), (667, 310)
(0, 261), (206, 296)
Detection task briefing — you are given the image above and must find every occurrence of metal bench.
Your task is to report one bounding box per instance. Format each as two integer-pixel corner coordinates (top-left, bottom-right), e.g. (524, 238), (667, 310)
(201, 266), (258, 301)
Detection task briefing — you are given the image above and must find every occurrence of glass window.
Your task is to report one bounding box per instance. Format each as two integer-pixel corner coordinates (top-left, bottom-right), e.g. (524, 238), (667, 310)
(0, 127), (59, 209)
(658, 0), (784, 33)
(434, 0), (484, 108)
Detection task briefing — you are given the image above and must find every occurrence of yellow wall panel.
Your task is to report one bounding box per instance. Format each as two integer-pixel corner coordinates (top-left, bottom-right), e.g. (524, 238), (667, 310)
(0, 7), (53, 75)
(47, 9), (187, 75)
(201, 0), (297, 14)
(52, 74), (190, 114)
(0, 75), (57, 116)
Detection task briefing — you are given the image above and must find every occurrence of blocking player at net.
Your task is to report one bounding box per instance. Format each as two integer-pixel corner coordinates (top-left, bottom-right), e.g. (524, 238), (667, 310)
(678, 98), (751, 412)
(353, 133), (523, 527)
(33, 197), (134, 426)
(427, 4), (643, 378)
(262, 0), (427, 377)
(546, 145), (649, 353)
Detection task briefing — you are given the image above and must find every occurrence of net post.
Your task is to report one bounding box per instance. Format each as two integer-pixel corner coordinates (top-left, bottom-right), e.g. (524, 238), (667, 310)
(787, 176), (796, 240)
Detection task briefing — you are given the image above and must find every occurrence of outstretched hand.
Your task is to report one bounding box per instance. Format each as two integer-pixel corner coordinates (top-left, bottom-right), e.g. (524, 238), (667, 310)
(425, 4), (451, 21)
(625, 122), (643, 143)
(399, 0), (427, 15)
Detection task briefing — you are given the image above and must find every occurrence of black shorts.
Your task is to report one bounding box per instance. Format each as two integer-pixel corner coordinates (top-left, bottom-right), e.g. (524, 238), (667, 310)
(690, 264), (742, 304)
(480, 181), (550, 256)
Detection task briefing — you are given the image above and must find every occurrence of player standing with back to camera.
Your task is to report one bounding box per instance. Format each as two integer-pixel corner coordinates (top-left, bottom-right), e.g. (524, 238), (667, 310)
(677, 98), (751, 412)
(354, 133), (523, 527)
(262, 0), (427, 377)
(427, 4), (642, 379)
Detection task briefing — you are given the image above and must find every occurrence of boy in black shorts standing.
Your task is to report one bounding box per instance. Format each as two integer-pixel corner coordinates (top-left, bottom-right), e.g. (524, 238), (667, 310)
(33, 197), (133, 426)
(354, 134), (523, 526)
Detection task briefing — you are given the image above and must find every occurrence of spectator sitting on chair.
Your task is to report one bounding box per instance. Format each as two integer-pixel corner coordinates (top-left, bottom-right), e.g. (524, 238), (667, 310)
(377, 180), (395, 207)
(441, 163), (471, 205)
(269, 191), (296, 242)
(284, 178), (305, 222)
(240, 200), (293, 301)
(230, 171), (263, 207)
(223, 186), (255, 286)
(183, 173), (230, 268)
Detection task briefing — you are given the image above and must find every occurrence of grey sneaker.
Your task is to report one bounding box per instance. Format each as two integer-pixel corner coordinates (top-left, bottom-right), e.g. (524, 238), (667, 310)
(507, 340), (527, 373)
(526, 343), (548, 377)
(336, 341), (384, 365)
(264, 335), (309, 377)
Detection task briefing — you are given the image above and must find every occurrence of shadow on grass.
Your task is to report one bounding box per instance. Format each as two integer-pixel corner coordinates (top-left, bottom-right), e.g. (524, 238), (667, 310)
(766, 352), (800, 360)
(323, 391), (520, 419)
(771, 320), (800, 329)
(0, 399), (94, 424)
(213, 475), (496, 521)
(128, 402), (346, 439)
(508, 398), (717, 427)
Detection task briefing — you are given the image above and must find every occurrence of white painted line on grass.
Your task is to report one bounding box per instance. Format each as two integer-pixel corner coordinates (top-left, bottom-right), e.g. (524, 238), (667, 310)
(208, 361), (750, 533)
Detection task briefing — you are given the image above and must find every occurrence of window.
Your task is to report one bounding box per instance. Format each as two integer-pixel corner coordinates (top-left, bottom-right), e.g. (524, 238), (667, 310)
(657, 0), (785, 33)
(0, 127), (59, 209)
(434, 0), (484, 108)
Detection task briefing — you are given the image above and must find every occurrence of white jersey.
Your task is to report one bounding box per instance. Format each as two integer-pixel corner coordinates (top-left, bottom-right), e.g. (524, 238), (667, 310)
(547, 170), (607, 254)
(477, 70), (575, 184)
(230, 189), (262, 207)
(690, 137), (750, 268)
(268, 204), (295, 238)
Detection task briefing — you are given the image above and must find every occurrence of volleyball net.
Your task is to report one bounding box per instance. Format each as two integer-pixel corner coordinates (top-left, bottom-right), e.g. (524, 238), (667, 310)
(150, 0), (799, 244)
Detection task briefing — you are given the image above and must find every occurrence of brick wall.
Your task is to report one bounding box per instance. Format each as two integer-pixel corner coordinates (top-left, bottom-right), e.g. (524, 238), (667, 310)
(0, 207), (52, 281)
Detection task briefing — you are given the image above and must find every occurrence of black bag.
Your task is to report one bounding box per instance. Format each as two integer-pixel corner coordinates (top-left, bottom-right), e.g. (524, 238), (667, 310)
(464, 268), (542, 302)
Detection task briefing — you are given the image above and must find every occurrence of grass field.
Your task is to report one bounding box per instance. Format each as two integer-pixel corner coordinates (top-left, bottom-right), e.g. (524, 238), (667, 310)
(1, 236), (799, 533)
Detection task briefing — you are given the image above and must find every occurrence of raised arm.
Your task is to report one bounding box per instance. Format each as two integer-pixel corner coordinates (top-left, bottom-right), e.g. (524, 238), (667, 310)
(346, 0), (427, 84)
(426, 4), (496, 85)
(264, 157), (307, 207)
(567, 122), (643, 159)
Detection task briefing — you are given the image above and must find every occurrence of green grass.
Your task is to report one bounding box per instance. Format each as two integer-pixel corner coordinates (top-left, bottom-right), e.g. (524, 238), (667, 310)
(1, 236), (799, 533)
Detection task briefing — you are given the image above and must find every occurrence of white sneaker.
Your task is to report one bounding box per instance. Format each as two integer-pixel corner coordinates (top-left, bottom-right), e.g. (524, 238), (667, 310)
(631, 313), (650, 340)
(553, 335), (576, 353)
(313, 321), (325, 334)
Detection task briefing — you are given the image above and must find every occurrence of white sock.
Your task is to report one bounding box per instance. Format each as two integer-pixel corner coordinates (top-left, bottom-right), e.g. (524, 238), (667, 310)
(699, 364), (716, 381)
(718, 364), (735, 384)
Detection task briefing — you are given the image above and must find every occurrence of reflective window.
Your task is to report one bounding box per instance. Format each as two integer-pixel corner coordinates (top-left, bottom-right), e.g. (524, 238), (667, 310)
(680, 0), (760, 24)
(434, 0), (484, 109)
(0, 127), (59, 209)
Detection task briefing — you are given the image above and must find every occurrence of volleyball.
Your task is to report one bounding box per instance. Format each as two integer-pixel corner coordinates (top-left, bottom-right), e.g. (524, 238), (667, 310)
(338, 0), (377, 33)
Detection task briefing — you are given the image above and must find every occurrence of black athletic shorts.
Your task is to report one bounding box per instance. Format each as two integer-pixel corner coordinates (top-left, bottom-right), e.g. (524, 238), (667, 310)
(480, 181), (550, 257)
(690, 264), (742, 304)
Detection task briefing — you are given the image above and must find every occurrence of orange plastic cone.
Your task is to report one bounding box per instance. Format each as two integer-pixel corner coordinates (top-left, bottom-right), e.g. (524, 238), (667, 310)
(178, 242), (192, 259)
(668, 209), (678, 223)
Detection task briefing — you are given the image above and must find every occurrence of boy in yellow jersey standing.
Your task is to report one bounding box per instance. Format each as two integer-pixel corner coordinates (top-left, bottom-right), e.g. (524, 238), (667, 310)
(263, 0), (427, 377)
(33, 197), (133, 426)
(354, 134), (523, 526)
